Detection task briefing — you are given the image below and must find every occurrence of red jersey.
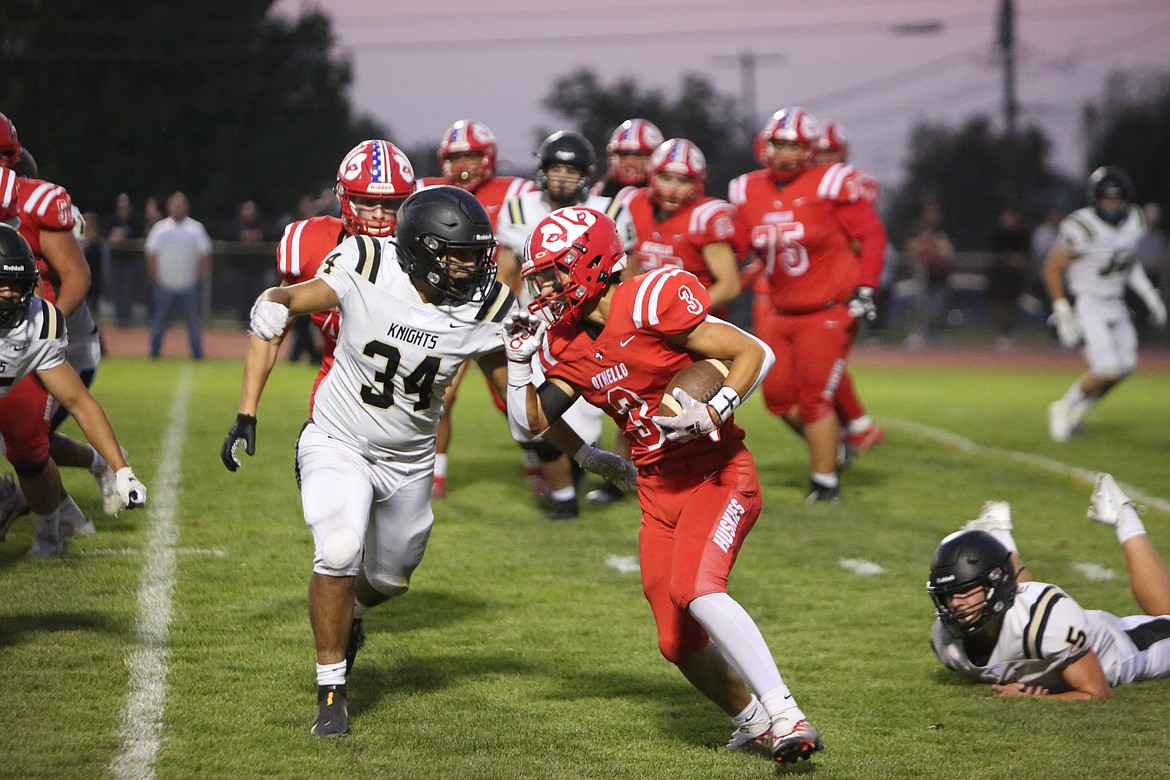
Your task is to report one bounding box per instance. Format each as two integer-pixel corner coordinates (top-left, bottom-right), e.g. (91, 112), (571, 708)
(626, 190), (737, 291)
(539, 267), (745, 467)
(418, 175), (534, 229)
(16, 177), (76, 304)
(729, 163), (885, 315)
(276, 215), (346, 379)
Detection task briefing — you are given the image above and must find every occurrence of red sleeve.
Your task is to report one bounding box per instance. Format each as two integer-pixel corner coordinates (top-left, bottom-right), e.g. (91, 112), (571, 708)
(635, 269), (711, 336)
(30, 185), (76, 231)
(834, 200), (887, 289)
(694, 201), (737, 248)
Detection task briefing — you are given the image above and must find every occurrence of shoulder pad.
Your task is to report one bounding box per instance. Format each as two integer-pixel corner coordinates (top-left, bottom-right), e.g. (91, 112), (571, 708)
(351, 235), (384, 283)
(37, 299), (66, 340)
(475, 280), (516, 322)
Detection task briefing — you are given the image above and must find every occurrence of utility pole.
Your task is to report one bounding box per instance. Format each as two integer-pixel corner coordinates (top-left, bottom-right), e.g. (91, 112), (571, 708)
(998, 0), (1018, 138)
(712, 50), (785, 135)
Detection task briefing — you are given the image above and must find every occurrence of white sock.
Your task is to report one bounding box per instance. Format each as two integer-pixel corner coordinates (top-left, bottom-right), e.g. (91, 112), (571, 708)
(58, 494), (87, 525)
(812, 472), (838, 489)
(1116, 503), (1147, 545)
(434, 454), (447, 479)
(316, 660), (346, 687)
(32, 510), (61, 542)
(762, 689), (805, 732)
(550, 485), (575, 502)
(1061, 383), (1086, 408)
(88, 450), (108, 475)
(732, 695), (769, 733)
(848, 415), (873, 435)
(688, 593), (788, 706)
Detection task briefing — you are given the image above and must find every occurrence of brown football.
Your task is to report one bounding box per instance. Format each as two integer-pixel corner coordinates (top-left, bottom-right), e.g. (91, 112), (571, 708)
(658, 359), (733, 417)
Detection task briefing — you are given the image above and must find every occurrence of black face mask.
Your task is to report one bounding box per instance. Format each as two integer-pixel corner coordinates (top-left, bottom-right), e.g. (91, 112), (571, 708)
(1096, 205), (1128, 226)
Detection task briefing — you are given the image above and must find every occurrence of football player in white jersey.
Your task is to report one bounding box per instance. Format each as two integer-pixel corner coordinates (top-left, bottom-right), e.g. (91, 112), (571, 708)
(927, 473), (1170, 700)
(0, 224), (145, 554)
(496, 131), (636, 520)
(228, 186), (635, 737)
(1043, 166), (1167, 442)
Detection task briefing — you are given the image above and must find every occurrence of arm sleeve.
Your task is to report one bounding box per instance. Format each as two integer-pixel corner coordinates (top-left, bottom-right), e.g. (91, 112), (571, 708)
(835, 199), (887, 289)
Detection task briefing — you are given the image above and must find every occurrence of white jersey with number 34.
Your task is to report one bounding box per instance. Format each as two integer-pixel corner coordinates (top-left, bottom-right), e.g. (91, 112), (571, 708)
(311, 234), (516, 462)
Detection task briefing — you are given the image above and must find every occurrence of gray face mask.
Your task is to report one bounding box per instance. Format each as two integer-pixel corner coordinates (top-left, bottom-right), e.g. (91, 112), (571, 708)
(1096, 205), (1128, 226)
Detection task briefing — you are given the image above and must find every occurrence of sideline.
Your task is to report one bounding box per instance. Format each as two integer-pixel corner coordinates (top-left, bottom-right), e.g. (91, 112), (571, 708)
(886, 417), (1170, 515)
(109, 366), (192, 780)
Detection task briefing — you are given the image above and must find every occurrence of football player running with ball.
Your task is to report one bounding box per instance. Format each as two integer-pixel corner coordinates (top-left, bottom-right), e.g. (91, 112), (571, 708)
(230, 187), (634, 738)
(503, 207), (823, 764)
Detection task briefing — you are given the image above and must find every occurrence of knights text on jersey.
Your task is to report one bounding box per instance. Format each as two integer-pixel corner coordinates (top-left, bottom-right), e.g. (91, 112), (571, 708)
(931, 581), (1109, 692)
(310, 234), (516, 460)
(626, 190), (737, 287)
(496, 191), (637, 255)
(1058, 206), (1146, 300)
(539, 267), (744, 465)
(729, 165), (866, 313)
(0, 298), (68, 398)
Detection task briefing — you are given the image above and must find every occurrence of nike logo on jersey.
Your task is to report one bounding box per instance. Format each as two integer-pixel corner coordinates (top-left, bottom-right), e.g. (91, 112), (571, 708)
(12, 344), (27, 351)
(620, 335), (636, 347)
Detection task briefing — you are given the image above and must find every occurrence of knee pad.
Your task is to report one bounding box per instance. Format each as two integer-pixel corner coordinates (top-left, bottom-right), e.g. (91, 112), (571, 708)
(319, 528), (363, 572)
(12, 458), (48, 480)
(532, 440), (564, 463)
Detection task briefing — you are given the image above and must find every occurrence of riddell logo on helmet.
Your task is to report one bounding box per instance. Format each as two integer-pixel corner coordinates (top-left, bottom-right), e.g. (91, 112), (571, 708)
(3, 263), (25, 272)
(475, 234), (492, 240)
(934, 574), (956, 584)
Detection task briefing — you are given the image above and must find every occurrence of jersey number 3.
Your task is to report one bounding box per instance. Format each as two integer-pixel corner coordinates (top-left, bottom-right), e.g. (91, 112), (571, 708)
(360, 340), (440, 412)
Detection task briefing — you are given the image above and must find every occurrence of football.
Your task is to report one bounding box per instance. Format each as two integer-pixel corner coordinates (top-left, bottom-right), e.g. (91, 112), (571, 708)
(657, 359), (732, 417)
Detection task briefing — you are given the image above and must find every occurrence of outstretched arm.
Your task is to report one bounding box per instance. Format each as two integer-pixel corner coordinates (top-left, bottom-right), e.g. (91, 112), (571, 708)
(991, 651), (1111, 701)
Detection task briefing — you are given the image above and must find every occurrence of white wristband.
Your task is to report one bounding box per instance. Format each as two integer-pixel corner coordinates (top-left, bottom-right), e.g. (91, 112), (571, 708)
(507, 358), (532, 388)
(707, 386), (741, 424)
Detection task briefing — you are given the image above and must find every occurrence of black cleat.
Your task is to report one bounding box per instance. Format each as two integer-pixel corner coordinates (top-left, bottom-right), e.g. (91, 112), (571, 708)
(804, 481), (840, 504)
(311, 684), (349, 737)
(344, 619), (365, 677)
(548, 498), (579, 521)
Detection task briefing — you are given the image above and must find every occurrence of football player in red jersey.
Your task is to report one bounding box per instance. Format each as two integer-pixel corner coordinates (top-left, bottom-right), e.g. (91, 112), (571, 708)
(592, 118), (664, 199)
(502, 208), (823, 764)
(418, 120), (535, 498)
(626, 138), (742, 316)
(729, 107), (887, 503)
(221, 140), (416, 472)
(809, 120), (885, 467)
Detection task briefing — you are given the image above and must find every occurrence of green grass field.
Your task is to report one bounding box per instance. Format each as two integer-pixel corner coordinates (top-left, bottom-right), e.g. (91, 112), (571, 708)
(2, 351), (1168, 779)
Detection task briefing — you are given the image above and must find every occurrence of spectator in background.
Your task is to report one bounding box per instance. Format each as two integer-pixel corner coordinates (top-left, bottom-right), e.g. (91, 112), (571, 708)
(79, 210), (108, 321)
(903, 202), (955, 349)
(144, 194), (165, 233)
(145, 191), (211, 359)
(987, 208), (1032, 351)
(103, 193), (145, 326)
(231, 199), (272, 326)
(1031, 209), (1062, 268)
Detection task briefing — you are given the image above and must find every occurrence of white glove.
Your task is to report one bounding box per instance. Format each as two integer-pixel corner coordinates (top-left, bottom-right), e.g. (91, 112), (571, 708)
(1050, 298), (1083, 349)
(502, 310), (547, 386)
(249, 300), (289, 341)
(651, 388), (718, 442)
(1144, 293), (1167, 327)
(573, 444), (637, 493)
(115, 466), (147, 510)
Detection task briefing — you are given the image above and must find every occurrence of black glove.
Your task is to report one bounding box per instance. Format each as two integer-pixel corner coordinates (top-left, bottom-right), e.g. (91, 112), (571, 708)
(221, 413), (257, 472)
(847, 286), (877, 322)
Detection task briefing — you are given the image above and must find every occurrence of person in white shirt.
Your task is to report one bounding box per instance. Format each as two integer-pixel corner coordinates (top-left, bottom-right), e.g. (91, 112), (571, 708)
(928, 472), (1170, 700)
(1043, 167), (1167, 442)
(145, 191), (212, 359)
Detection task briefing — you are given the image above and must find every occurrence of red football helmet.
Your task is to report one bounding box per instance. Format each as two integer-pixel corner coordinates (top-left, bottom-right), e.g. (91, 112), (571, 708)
(0, 112), (21, 168)
(648, 139), (707, 209)
(759, 106), (821, 182)
(438, 119), (498, 189)
(815, 121), (849, 164)
(335, 139), (416, 237)
(605, 118), (664, 186)
(0, 166), (19, 225)
(522, 207), (627, 326)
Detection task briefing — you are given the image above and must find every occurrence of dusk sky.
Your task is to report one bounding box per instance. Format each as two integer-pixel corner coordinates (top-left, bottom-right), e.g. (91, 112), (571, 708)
(273, 0), (1170, 188)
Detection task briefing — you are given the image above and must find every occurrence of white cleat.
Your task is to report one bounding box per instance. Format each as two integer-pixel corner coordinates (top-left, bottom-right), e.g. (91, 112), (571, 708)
(963, 500), (1013, 534)
(60, 514), (97, 538)
(0, 472), (30, 542)
(771, 718), (824, 764)
(1088, 472), (1134, 527)
(726, 723), (771, 752)
(1048, 400), (1072, 442)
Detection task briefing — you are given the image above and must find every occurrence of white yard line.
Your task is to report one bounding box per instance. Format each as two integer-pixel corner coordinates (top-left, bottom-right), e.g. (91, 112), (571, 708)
(109, 367), (192, 780)
(885, 417), (1170, 514)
